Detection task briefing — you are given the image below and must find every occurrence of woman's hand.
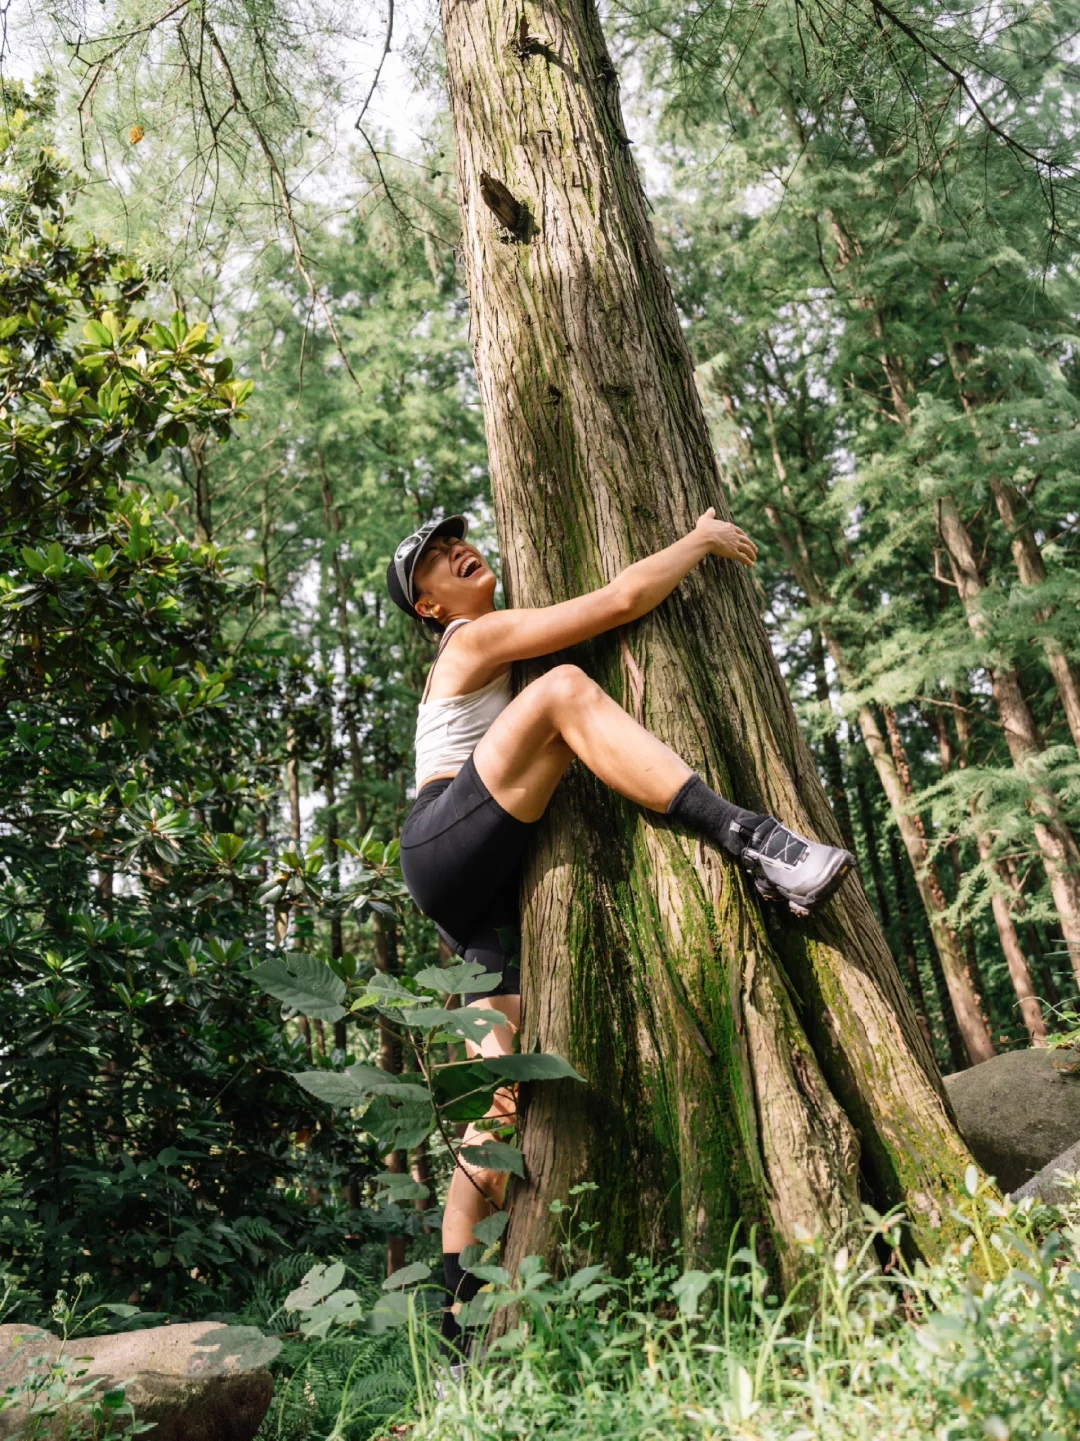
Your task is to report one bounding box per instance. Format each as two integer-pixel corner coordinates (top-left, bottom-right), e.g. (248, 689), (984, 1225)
(694, 508), (758, 567)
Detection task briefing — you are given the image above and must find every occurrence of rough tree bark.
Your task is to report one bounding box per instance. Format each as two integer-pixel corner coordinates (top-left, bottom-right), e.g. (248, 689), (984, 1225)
(439, 0), (977, 1277)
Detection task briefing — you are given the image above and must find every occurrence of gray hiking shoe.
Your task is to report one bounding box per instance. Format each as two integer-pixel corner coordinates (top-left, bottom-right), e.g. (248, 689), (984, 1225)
(433, 1361), (466, 1401)
(740, 820), (855, 916)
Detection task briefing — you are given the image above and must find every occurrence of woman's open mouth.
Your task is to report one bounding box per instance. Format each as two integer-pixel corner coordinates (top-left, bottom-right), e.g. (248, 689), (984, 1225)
(457, 554), (482, 579)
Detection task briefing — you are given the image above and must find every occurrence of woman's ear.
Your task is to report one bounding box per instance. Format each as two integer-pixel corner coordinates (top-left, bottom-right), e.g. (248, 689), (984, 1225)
(416, 597), (440, 622)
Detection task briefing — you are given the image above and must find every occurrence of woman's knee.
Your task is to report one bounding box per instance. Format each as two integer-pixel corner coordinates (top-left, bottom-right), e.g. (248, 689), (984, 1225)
(536, 663), (599, 714)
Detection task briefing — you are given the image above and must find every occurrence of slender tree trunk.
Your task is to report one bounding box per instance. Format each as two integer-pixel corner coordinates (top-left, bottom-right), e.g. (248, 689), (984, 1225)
(937, 495), (1080, 981)
(320, 460), (367, 831)
(886, 830), (934, 1052)
(810, 628), (854, 850)
(411, 1140), (437, 1221)
(185, 433), (213, 545)
(927, 705), (988, 1004)
(285, 723), (312, 1058)
(944, 341), (1080, 752)
(853, 772), (891, 928)
(374, 912), (407, 1274)
(881, 705), (994, 1064)
(440, 0), (976, 1278)
(988, 477), (1080, 753)
(949, 690), (1047, 1044)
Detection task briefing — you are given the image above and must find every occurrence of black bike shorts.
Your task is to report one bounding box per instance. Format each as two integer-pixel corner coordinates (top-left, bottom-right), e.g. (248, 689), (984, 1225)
(399, 753), (537, 1003)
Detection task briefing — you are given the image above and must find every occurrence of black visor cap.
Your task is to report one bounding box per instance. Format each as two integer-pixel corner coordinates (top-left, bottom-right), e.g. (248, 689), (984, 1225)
(386, 515), (468, 619)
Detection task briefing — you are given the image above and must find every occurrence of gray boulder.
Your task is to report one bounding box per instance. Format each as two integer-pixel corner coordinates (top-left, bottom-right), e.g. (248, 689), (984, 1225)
(1009, 1138), (1080, 1206)
(944, 1046), (1080, 1194)
(0, 1320), (279, 1441)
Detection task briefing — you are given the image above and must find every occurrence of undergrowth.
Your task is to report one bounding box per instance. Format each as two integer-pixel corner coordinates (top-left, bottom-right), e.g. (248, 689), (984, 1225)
(255, 1171), (1080, 1440)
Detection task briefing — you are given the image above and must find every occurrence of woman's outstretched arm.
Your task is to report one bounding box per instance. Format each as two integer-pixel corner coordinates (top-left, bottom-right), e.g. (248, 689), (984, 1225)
(459, 509), (756, 668)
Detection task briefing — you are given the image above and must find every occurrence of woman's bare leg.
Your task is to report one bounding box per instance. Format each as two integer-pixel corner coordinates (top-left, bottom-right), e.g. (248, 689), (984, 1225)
(442, 995), (519, 1253)
(472, 664), (692, 823)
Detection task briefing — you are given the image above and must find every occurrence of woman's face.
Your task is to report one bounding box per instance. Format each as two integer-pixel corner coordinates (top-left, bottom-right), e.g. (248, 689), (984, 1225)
(412, 536), (497, 624)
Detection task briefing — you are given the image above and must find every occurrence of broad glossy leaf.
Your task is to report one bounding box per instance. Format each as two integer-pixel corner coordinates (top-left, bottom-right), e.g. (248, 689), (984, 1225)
(405, 1007), (504, 1044)
(472, 1210), (510, 1247)
(381, 1261), (431, 1290)
(430, 1060), (496, 1122)
(413, 962), (501, 995)
(363, 1097), (435, 1151)
(376, 1170), (430, 1202)
(292, 1070), (365, 1108)
(460, 1140), (525, 1177)
(285, 1262), (346, 1311)
(249, 954), (346, 1021)
(481, 1052), (585, 1083)
(467, 1264), (510, 1287)
(367, 1292), (410, 1333)
(344, 1065), (431, 1104)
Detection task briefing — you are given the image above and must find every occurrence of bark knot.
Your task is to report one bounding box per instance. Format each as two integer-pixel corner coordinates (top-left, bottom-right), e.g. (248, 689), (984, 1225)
(479, 172), (535, 242)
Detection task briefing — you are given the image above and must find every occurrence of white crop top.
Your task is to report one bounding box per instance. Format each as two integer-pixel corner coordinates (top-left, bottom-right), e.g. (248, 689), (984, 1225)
(414, 619), (513, 787)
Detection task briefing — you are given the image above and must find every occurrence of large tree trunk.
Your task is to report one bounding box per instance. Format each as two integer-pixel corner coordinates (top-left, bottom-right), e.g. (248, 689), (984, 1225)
(439, 0), (976, 1278)
(937, 496), (1080, 980)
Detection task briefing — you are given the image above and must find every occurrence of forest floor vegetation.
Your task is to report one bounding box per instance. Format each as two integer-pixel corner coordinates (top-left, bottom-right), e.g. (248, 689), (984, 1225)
(250, 1172), (1080, 1441)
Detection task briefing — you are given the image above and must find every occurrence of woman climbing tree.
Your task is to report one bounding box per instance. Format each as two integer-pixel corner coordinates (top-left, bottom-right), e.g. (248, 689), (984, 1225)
(386, 511), (856, 1356)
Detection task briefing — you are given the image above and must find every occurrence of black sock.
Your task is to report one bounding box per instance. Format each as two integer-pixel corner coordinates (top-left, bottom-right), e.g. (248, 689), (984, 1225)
(666, 775), (774, 860)
(440, 1252), (483, 1356)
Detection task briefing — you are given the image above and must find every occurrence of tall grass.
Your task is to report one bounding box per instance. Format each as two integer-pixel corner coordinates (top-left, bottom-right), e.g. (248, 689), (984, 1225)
(408, 1172), (1080, 1441)
(255, 1172), (1080, 1440)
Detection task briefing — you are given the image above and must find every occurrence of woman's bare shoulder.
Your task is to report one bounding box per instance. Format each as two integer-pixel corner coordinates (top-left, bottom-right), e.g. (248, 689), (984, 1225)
(423, 621), (507, 700)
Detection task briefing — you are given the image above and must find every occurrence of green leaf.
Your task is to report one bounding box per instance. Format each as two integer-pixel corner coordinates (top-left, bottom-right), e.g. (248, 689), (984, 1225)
(430, 1060), (497, 1122)
(468, 1264), (510, 1287)
(352, 971), (417, 1009)
(381, 1261), (431, 1290)
(83, 318), (113, 346)
(460, 1140), (525, 1177)
(481, 1053), (586, 1083)
(472, 1210), (510, 1247)
(344, 1064), (431, 1104)
(367, 1292), (410, 1333)
(0, 315), (21, 340)
(249, 954), (346, 1021)
(292, 1070), (365, 1108)
(20, 547), (45, 573)
(363, 1097), (435, 1151)
(566, 1264), (607, 1292)
(285, 1262), (346, 1311)
(670, 1269), (713, 1318)
(406, 1007), (505, 1044)
(413, 961), (502, 995)
(376, 1171), (430, 1202)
